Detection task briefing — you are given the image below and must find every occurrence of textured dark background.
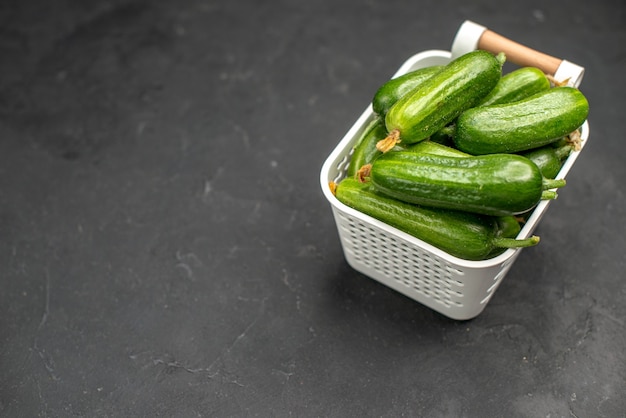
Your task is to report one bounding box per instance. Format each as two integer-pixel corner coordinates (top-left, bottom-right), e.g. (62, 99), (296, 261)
(1, 0), (625, 416)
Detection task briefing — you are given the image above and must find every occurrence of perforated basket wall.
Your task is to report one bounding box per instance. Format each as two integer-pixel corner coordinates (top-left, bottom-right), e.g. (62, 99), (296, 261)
(320, 50), (590, 320)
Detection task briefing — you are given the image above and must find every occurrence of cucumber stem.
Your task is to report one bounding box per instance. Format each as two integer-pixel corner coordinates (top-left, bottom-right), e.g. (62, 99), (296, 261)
(567, 129), (583, 151)
(495, 52), (507, 67)
(541, 190), (558, 200)
(492, 235), (540, 249)
(554, 143), (574, 160)
(356, 164), (372, 183)
(329, 181), (338, 196)
(546, 74), (570, 87)
(376, 129), (401, 153)
(436, 125), (456, 139)
(542, 178), (566, 190)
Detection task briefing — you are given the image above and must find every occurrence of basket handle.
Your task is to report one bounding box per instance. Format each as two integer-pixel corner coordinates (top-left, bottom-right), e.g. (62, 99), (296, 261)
(451, 20), (585, 87)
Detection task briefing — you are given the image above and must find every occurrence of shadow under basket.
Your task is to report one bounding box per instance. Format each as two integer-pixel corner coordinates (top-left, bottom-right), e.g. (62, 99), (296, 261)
(320, 49), (590, 320)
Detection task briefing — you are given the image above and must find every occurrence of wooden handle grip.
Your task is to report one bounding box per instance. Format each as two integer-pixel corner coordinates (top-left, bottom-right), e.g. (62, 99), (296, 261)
(478, 30), (563, 75)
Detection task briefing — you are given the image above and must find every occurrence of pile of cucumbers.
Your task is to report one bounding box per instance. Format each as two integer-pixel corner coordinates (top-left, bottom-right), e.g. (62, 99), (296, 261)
(330, 50), (589, 261)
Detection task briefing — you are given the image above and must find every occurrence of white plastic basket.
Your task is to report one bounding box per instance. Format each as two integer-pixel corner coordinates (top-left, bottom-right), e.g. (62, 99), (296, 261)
(320, 46), (589, 320)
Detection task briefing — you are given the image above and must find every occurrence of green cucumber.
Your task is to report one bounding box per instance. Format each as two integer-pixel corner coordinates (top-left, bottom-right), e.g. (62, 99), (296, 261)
(346, 119), (389, 178)
(453, 86), (589, 154)
(378, 50), (504, 152)
(520, 141), (574, 179)
(496, 215), (522, 239)
(366, 151), (566, 216)
(432, 66), (551, 144)
(406, 140), (522, 237)
(332, 178), (538, 261)
(372, 65), (443, 117)
(478, 66), (551, 106)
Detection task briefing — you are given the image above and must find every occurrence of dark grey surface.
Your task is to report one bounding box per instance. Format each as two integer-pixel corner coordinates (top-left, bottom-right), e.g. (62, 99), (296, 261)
(1, 0), (625, 416)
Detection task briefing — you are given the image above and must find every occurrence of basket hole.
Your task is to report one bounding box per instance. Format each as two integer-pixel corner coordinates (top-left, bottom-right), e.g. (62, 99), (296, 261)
(448, 278), (464, 287)
(500, 258), (514, 269)
(492, 266), (510, 283)
(447, 266), (465, 276)
(480, 293), (493, 305)
(335, 153), (352, 174)
(486, 282), (499, 293)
